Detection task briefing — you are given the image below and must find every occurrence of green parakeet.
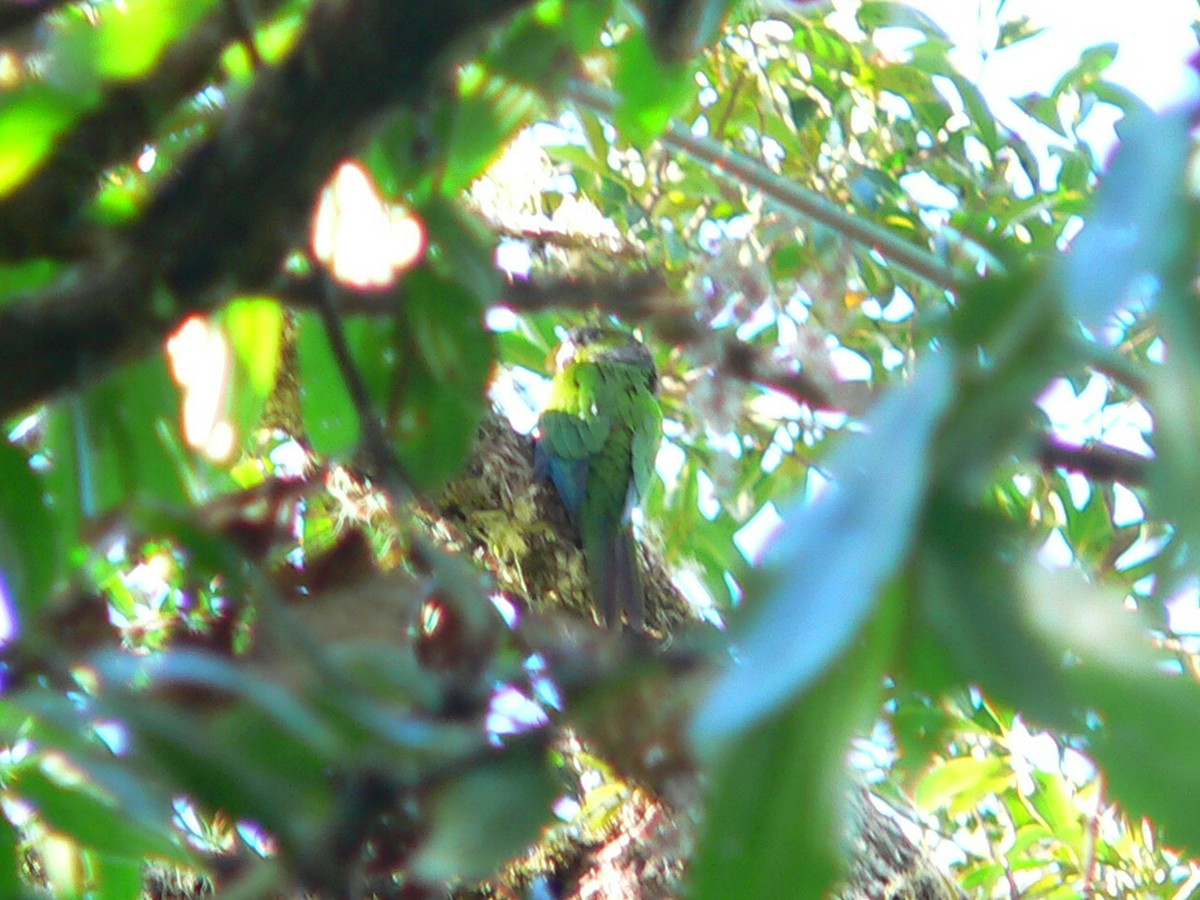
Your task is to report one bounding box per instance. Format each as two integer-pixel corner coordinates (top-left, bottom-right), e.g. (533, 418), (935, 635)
(536, 326), (663, 632)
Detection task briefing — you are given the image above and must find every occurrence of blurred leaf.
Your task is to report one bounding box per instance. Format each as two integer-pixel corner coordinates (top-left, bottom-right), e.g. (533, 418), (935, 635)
(914, 755), (1009, 815)
(1027, 771), (1084, 856)
(946, 73), (998, 155)
(411, 742), (555, 881)
(1013, 92), (1064, 136)
(119, 697), (334, 843)
(693, 352), (953, 744)
(0, 439), (59, 620)
(857, 2), (950, 40)
(392, 267), (494, 490)
(421, 197), (503, 307)
(996, 16), (1046, 49)
(15, 768), (190, 865)
(1051, 42), (1118, 98)
(485, 0), (612, 87)
(221, 298), (284, 400)
(443, 72), (539, 195)
(786, 92), (819, 132)
(0, 810), (20, 899)
(90, 855), (143, 900)
(295, 312), (393, 458)
(613, 28), (695, 144)
(691, 583), (902, 900)
(51, 0), (219, 83)
(0, 259), (64, 305)
(95, 650), (342, 756)
(638, 0), (734, 63)
(44, 353), (189, 540)
(1060, 107), (1192, 328)
(917, 500), (1076, 729)
(0, 87), (88, 197)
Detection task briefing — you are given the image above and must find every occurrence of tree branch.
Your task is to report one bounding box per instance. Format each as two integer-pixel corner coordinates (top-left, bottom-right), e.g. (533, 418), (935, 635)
(0, 0), (529, 419)
(1036, 437), (1150, 486)
(566, 80), (962, 292)
(0, 0), (289, 259)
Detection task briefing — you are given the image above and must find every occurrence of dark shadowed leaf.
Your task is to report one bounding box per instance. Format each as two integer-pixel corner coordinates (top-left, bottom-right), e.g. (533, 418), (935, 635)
(393, 268), (494, 490)
(411, 741), (555, 881)
(916, 498), (1076, 730)
(0, 439), (59, 620)
(14, 768), (190, 865)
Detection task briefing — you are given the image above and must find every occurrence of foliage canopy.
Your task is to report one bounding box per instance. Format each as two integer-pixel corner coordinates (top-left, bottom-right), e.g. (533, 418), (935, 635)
(0, 0), (1198, 898)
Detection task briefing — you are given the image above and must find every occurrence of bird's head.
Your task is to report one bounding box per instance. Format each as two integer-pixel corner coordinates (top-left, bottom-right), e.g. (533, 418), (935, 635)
(554, 326), (657, 387)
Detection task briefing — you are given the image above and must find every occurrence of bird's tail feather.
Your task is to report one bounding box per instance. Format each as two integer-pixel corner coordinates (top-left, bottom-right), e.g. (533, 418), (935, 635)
(588, 524), (644, 632)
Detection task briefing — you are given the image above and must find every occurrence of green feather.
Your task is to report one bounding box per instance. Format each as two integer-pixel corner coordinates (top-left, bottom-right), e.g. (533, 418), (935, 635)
(538, 327), (662, 630)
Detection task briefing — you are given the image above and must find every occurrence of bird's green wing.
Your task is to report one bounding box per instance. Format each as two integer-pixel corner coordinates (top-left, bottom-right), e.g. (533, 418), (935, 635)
(540, 363), (614, 461)
(629, 388), (663, 505)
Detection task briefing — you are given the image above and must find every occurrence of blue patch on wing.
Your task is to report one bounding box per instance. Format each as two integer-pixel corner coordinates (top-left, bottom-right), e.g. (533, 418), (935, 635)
(535, 438), (588, 526)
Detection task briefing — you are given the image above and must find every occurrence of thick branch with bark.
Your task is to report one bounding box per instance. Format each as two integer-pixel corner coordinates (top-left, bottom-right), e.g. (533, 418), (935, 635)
(0, 0), (527, 418)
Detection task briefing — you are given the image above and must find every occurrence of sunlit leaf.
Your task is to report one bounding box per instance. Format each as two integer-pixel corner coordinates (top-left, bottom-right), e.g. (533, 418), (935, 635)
(613, 28), (695, 144)
(53, 0), (220, 83)
(1060, 107), (1192, 328)
(915, 755), (1009, 816)
(0, 88), (87, 197)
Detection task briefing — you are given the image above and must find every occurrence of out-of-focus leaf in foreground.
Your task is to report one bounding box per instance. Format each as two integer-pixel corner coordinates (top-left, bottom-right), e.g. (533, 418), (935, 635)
(693, 352), (954, 745)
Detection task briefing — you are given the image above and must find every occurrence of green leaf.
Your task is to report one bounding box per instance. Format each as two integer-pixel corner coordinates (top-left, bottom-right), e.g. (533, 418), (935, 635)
(421, 197), (503, 307)
(914, 755), (1010, 815)
(298, 311), (403, 458)
(916, 500), (1076, 730)
(221, 298), (284, 400)
(693, 352), (953, 744)
(0, 809), (21, 899)
(443, 72), (540, 195)
(43, 353), (189, 538)
(1013, 92), (1064, 136)
(392, 268), (494, 490)
(996, 16), (1046, 49)
(15, 768), (190, 865)
(0, 440), (59, 620)
(117, 696), (334, 845)
(690, 584), (902, 900)
(947, 73), (998, 156)
(613, 28), (695, 144)
(1051, 42), (1118, 98)
(0, 259), (64, 307)
(857, 2), (950, 41)
(0, 87), (89, 197)
(411, 742), (555, 881)
(1059, 107), (1192, 328)
(51, 0), (220, 83)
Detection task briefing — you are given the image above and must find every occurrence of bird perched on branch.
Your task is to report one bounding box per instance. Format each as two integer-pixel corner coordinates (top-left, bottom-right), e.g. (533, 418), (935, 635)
(536, 326), (662, 632)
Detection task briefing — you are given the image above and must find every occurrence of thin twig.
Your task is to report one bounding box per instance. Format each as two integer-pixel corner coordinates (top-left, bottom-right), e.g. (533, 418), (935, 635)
(566, 80), (962, 292)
